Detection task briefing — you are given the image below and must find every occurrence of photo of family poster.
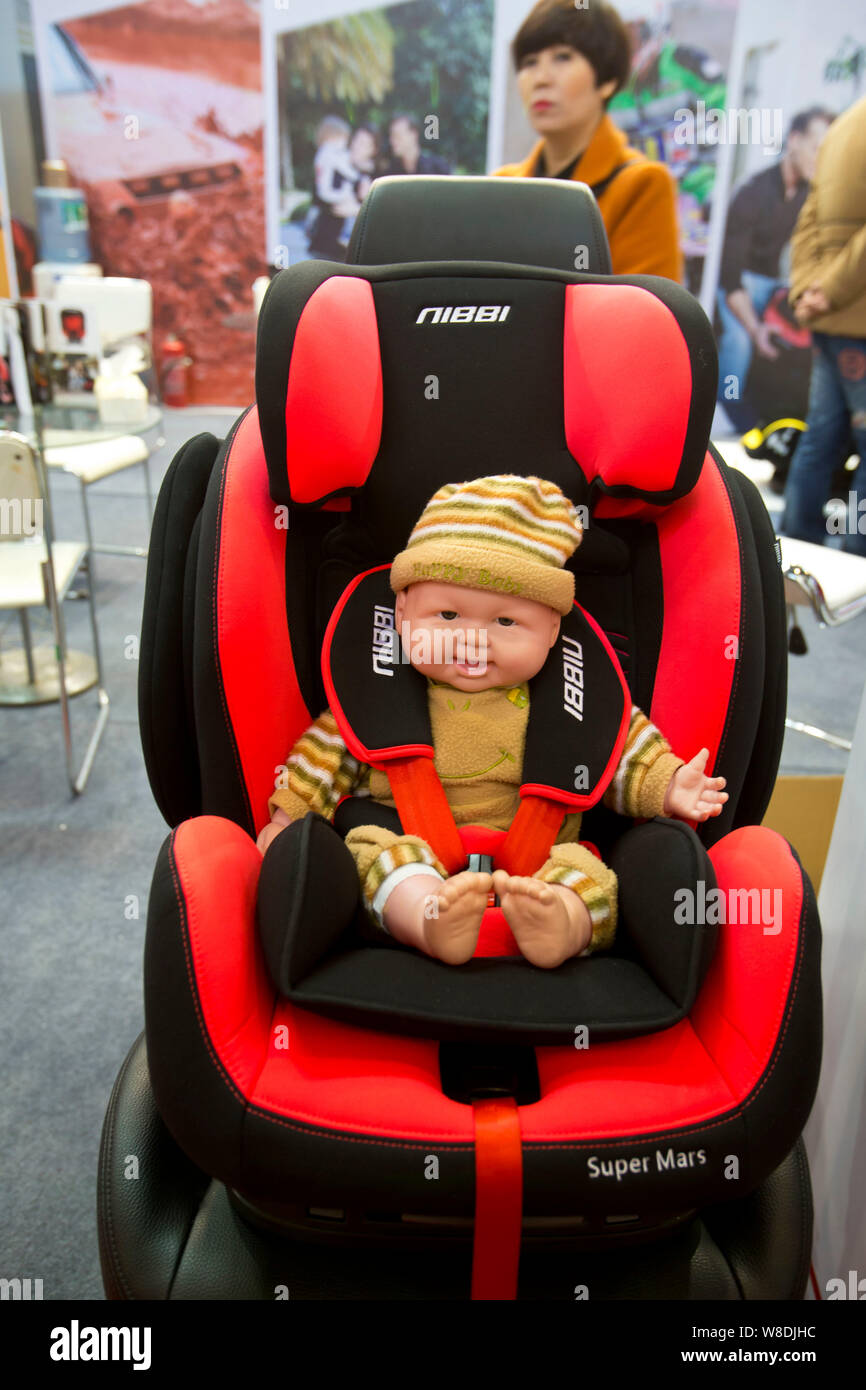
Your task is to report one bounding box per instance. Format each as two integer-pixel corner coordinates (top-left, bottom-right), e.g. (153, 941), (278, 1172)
(274, 0), (494, 265)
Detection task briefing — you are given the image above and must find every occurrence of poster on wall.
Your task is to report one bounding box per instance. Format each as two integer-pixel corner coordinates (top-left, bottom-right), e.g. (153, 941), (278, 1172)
(270, 0), (494, 266)
(493, 0), (740, 298)
(709, 2), (866, 446)
(33, 0), (267, 405)
(606, 0), (740, 300)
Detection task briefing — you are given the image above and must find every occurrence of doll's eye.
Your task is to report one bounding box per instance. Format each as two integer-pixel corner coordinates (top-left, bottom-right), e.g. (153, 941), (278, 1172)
(497, 617), (515, 627)
(439, 610), (458, 620)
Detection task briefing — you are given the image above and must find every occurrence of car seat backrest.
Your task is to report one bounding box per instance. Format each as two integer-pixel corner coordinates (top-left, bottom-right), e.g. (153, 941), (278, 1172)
(193, 255), (757, 849)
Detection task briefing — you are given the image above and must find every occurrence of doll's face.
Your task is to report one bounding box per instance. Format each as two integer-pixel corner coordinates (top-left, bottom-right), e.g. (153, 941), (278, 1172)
(394, 581), (561, 693)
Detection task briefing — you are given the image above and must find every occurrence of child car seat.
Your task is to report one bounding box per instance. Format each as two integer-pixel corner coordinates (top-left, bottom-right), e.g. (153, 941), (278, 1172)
(98, 178), (821, 1301)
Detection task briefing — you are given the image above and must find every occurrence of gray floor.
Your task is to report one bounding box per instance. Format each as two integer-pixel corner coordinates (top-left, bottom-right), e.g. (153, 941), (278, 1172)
(0, 411), (864, 1300)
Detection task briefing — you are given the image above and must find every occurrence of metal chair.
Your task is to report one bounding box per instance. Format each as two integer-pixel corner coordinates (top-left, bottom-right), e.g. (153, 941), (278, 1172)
(0, 431), (108, 792)
(712, 437), (866, 752)
(43, 434), (153, 561)
(779, 536), (866, 751)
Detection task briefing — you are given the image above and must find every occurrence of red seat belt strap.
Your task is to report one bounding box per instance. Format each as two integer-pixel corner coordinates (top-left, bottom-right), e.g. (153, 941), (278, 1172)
(385, 756), (466, 875)
(497, 795), (566, 877)
(471, 1097), (523, 1300)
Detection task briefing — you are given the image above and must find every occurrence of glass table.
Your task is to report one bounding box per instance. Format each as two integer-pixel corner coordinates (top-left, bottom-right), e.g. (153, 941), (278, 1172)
(0, 397), (163, 448)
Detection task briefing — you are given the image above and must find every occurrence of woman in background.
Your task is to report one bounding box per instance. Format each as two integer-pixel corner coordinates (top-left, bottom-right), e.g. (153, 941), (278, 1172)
(494, 0), (681, 281)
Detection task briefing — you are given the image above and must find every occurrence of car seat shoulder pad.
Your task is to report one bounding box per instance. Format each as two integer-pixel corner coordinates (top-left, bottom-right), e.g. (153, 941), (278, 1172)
(322, 567), (630, 808)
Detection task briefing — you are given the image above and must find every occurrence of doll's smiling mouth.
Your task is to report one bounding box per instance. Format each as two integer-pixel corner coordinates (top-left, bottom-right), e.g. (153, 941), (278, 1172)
(454, 660), (490, 676)
(440, 748), (516, 779)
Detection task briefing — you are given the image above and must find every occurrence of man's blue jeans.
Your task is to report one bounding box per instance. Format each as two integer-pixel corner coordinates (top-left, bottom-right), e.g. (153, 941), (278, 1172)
(716, 271), (781, 431)
(781, 333), (866, 557)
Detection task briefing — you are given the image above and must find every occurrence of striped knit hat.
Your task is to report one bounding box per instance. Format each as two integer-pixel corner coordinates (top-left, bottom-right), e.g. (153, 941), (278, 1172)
(390, 475), (582, 615)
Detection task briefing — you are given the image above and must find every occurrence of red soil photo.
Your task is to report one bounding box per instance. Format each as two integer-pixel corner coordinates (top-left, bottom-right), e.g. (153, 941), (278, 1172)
(57, 0), (266, 406)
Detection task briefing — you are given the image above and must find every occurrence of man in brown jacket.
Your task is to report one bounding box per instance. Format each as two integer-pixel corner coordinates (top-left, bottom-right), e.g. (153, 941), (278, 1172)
(782, 95), (866, 556)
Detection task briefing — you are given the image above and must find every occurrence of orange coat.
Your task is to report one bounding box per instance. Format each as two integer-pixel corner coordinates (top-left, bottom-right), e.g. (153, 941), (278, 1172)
(493, 114), (682, 282)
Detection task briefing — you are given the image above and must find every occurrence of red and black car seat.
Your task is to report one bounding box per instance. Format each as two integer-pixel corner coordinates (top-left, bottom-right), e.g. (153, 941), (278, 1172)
(100, 179), (821, 1301)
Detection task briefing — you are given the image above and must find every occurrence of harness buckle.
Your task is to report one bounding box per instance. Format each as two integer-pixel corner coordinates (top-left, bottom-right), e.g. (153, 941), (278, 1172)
(467, 853), (494, 875)
(467, 853), (499, 907)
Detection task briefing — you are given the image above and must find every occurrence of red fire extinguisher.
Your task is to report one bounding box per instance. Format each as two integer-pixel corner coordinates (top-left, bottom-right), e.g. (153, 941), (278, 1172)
(159, 332), (193, 407)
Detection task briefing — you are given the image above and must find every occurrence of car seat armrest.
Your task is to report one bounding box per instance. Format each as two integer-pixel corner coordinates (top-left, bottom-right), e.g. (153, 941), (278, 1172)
(609, 818), (719, 1010)
(145, 815), (274, 1095)
(691, 826), (820, 1068)
(257, 813), (361, 994)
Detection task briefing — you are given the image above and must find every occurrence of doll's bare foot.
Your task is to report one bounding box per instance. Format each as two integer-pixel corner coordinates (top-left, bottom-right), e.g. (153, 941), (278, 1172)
(383, 871), (492, 964)
(423, 871), (492, 963)
(492, 871), (592, 969)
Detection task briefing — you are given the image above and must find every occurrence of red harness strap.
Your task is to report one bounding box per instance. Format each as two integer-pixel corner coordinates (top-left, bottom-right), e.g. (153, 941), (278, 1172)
(496, 795), (567, 876)
(471, 1097), (524, 1300)
(386, 763), (567, 879)
(384, 764), (551, 1298)
(385, 756), (467, 875)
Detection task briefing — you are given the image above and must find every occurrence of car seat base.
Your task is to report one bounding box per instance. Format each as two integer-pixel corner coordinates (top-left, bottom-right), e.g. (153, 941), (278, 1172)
(99, 1033), (813, 1301)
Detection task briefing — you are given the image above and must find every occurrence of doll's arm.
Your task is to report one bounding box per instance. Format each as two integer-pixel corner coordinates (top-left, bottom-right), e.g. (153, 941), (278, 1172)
(603, 708), (727, 823)
(256, 709), (365, 854)
(603, 706), (685, 819)
(662, 749), (727, 822)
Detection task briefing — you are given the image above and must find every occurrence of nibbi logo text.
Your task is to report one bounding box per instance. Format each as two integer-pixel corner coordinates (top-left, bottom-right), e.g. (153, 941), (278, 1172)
(415, 305), (511, 324)
(562, 635), (584, 722)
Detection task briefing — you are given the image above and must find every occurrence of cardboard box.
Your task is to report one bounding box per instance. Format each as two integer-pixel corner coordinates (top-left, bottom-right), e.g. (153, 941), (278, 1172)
(762, 776), (843, 893)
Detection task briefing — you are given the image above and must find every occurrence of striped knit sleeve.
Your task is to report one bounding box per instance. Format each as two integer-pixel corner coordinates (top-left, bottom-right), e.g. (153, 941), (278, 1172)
(603, 705), (685, 820)
(268, 709), (365, 823)
(535, 842), (618, 953)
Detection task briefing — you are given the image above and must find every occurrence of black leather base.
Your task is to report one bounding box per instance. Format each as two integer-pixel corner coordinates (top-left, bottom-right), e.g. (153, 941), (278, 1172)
(99, 1034), (812, 1301)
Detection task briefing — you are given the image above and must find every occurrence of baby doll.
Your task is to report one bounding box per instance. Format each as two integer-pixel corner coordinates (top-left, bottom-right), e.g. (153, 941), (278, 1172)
(258, 475), (727, 969)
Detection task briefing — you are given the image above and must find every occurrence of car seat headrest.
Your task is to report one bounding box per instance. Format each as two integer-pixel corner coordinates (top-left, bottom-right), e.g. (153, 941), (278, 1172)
(256, 262), (716, 522)
(347, 175), (612, 274)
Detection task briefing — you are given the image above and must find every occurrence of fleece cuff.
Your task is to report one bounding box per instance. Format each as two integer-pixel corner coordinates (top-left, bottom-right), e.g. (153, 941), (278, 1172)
(371, 862), (446, 933)
(636, 752), (686, 819)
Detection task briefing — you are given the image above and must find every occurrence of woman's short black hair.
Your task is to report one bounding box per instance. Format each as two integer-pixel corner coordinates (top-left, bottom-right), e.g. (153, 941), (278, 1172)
(512, 0), (632, 101)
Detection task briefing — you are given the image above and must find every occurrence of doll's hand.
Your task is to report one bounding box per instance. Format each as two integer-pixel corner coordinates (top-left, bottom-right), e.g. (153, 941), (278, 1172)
(663, 749), (728, 821)
(256, 808), (292, 855)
